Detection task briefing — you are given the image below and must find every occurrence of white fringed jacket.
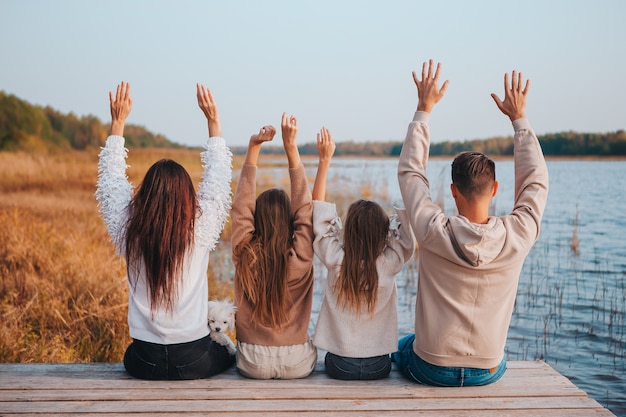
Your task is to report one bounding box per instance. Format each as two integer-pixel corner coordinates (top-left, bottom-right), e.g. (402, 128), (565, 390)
(96, 135), (232, 345)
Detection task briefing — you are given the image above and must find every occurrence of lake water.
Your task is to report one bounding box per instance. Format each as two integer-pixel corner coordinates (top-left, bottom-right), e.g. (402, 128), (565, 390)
(221, 157), (625, 415)
(297, 157), (626, 416)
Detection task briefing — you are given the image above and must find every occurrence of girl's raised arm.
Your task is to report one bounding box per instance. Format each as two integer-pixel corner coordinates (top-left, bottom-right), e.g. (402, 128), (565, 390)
(312, 127), (336, 201)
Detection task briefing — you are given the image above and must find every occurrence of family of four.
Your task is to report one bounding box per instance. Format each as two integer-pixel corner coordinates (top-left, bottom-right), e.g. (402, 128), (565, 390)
(96, 60), (549, 385)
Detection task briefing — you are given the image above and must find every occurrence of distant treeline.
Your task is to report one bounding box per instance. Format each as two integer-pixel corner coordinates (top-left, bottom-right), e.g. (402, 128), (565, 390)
(0, 91), (181, 151)
(2, 91), (625, 156)
(231, 129), (626, 157)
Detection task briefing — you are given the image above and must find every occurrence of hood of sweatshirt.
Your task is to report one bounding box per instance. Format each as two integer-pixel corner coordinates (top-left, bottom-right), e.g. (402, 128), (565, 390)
(445, 215), (506, 267)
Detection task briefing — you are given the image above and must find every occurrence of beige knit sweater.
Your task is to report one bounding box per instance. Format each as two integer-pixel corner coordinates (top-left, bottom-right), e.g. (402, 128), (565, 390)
(312, 201), (415, 358)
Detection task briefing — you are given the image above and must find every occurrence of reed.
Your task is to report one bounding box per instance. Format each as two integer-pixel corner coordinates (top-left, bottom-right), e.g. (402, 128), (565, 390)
(570, 205), (580, 256)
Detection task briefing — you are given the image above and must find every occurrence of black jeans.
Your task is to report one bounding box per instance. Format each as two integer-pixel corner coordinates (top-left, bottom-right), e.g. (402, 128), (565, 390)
(123, 334), (235, 380)
(324, 352), (391, 380)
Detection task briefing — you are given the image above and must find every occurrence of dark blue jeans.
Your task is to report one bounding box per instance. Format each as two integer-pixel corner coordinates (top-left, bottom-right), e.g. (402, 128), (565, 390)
(324, 352), (391, 380)
(392, 334), (506, 386)
(123, 334), (235, 380)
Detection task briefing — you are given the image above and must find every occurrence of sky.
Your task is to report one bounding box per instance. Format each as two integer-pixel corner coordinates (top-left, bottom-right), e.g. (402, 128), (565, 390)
(1, 0), (625, 148)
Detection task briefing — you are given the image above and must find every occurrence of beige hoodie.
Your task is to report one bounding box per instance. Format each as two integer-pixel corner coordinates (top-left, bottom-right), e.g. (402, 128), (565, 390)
(398, 111), (549, 369)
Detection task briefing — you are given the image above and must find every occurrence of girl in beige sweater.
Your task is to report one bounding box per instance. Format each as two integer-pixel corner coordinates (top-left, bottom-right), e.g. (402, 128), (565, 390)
(312, 128), (415, 380)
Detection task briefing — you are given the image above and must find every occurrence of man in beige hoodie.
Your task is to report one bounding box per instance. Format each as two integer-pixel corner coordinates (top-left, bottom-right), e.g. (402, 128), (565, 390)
(393, 60), (549, 386)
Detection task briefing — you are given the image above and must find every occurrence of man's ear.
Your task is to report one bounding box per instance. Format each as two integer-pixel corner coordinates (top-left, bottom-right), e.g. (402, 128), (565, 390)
(450, 183), (458, 199)
(491, 180), (499, 197)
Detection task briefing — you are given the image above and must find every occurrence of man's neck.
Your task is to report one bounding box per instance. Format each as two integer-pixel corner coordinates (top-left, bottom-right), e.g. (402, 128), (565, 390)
(457, 202), (491, 225)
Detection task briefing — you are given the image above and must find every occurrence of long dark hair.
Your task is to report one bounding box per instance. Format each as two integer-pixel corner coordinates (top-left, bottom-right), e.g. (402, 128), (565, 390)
(337, 199), (389, 315)
(235, 188), (293, 328)
(125, 159), (197, 315)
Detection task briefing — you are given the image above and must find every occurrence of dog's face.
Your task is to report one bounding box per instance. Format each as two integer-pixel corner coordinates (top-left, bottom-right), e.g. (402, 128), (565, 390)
(207, 300), (236, 334)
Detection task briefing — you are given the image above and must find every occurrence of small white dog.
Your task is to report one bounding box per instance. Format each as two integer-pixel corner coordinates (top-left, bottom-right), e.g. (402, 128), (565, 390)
(207, 299), (237, 355)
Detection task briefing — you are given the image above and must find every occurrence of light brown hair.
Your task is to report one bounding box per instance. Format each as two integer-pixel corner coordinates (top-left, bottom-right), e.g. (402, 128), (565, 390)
(337, 199), (389, 315)
(235, 188), (294, 328)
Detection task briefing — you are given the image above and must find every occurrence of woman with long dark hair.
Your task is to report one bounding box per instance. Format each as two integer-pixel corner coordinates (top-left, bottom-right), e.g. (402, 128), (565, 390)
(231, 113), (317, 379)
(96, 82), (234, 379)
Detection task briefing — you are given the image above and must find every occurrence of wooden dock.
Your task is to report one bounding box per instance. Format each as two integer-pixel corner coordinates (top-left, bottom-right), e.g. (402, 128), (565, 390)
(0, 360), (614, 416)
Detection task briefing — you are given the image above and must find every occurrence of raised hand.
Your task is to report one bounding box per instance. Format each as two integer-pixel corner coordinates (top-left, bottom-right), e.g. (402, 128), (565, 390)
(250, 125), (276, 146)
(312, 127), (336, 201)
(244, 125), (276, 167)
(197, 83), (222, 137)
(491, 71), (529, 122)
(196, 84), (218, 121)
(281, 113), (300, 169)
(413, 59), (449, 113)
(281, 112), (298, 150)
(316, 127), (336, 164)
(109, 81), (132, 136)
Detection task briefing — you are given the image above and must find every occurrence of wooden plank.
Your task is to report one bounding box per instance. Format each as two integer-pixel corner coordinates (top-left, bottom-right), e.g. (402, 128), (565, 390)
(0, 359), (551, 374)
(0, 361), (615, 417)
(0, 373), (586, 402)
(0, 361), (552, 384)
(0, 412), (616, 417)
(0, 396), (612, 413)
(0, 380), (585, 400)
(0, 362), (581, 390)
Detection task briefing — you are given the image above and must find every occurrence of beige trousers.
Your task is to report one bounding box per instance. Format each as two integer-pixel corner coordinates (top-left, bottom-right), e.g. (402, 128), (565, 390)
(236, 340), (317, 379)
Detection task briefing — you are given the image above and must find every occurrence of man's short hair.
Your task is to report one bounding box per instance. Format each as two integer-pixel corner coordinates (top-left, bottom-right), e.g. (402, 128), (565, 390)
(451, 151), (496, 200)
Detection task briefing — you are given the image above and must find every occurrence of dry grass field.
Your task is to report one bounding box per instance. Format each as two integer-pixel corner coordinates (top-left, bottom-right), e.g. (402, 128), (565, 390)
(0, 147), (395, 363)
(0, 149), (249, 363)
